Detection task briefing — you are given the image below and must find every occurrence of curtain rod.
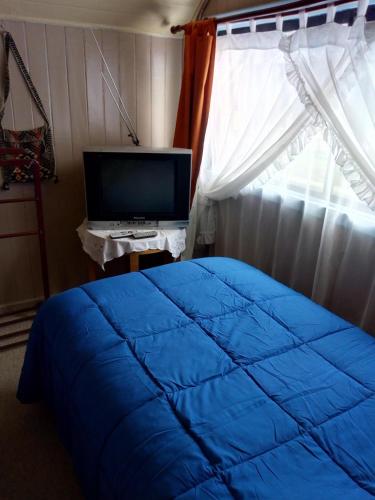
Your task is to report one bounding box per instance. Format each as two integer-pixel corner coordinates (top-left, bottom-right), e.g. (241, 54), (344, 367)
(170, 0), (359, 33)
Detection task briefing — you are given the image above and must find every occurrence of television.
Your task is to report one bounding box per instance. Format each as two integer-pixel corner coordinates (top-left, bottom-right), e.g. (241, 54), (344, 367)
(83, 146), (192, 230)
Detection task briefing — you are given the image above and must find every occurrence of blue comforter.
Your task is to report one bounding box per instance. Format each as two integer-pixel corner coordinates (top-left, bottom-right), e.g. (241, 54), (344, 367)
(18, 257), (375, 499)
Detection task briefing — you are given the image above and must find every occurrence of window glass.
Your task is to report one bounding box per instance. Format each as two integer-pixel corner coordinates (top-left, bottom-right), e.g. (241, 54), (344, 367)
(262, 133), (375, 225)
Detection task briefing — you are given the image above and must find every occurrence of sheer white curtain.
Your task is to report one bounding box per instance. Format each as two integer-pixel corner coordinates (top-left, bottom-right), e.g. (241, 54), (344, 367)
(186, 1), (375, 332)
(186, 29), (315, 254)
(216, 134), (375, 333)
(282, 14), (375, 208)
(198, 30), (310, 200)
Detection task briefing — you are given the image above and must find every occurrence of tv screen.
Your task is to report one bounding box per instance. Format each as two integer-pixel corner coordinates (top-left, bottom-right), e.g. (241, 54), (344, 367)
(83, 147), (191, 229)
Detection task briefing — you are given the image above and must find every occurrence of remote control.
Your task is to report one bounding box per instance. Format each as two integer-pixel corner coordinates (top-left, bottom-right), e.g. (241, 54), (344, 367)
(109, 231), (134, 239)
(131, 231), (158, 239)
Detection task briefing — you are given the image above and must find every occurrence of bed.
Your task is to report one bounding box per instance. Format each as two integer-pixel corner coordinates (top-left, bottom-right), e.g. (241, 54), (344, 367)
(18, 257), (375, 499)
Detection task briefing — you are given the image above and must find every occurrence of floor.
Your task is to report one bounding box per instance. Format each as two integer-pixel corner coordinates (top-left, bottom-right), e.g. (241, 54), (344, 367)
(0, 309), (36, 351)
(0, 345), (83, 500)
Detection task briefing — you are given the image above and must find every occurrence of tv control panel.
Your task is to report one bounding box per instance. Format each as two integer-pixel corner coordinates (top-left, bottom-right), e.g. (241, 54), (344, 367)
(88, 220), (188, 230)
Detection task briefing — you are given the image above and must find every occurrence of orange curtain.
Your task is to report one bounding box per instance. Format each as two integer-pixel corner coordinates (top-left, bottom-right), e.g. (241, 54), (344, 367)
(173, 19), (217, 201)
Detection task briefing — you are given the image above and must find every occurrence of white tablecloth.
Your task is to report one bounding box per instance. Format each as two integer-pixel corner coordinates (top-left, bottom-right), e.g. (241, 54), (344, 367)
(77, 220), (186, 269)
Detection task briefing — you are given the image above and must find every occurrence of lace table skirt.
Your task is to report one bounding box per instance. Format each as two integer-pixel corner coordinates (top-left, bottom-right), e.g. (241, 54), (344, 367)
(77, 220), (186, 269)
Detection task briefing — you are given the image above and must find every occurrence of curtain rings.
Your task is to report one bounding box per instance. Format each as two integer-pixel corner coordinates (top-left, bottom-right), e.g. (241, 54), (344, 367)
(276, 15), (283, 31)
(326, 4), (336, 23)
(249, 19), (256, 33)
(357, 0), (369, 17)
(299, 10), (307, 29)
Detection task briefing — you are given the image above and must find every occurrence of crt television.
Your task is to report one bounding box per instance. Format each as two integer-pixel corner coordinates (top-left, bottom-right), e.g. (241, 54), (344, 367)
(83, 146), (192, 230)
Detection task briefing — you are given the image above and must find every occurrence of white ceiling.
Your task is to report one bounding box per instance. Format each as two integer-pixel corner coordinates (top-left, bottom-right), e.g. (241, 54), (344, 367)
(0, 0), (278, 35)
(0, 0), (202, 36)
(205, 0), (278, 17)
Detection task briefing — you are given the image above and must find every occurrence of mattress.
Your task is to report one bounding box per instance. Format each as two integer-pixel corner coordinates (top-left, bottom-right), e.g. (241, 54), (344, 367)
(18, 257), (375, 499)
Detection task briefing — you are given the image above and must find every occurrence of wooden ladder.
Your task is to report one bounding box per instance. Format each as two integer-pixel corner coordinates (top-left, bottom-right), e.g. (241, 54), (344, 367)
(0, 147), (49, 351)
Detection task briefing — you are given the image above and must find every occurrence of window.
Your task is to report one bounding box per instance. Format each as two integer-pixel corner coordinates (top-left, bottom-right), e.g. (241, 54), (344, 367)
(262, 133), (375, 227)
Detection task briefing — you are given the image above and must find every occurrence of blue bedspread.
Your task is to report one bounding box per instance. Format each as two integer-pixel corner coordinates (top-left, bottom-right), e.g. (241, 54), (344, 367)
(18, 257), (375, 499)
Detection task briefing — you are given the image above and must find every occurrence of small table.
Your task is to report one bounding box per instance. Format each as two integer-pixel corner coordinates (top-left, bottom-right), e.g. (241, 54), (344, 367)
(77, 220), (186, 279)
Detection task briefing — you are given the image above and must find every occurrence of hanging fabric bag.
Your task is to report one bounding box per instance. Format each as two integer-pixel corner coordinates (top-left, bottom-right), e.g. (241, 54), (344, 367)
(0, 32), (55, 190)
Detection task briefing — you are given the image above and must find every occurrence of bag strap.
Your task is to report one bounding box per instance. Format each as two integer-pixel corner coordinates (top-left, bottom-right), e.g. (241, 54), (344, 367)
(0, 33), (10, 122)
(0, 32), (50, 125)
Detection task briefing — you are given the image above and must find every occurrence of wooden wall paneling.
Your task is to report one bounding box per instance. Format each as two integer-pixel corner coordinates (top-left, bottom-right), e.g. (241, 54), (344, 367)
(85, 29), (106, 145)
(0, 34), (14, 130)
(25, 22), (55, 300)
(44, 25), (77, 294)
(151, 37), (166, 148)
(102, 30), (121, 146)
(119, 32), (136, 145)
(3, 20), (32, 239)
(1, 21), (39, 304)
(65, 27), (89, 164)
(45, 25), (73, 178)
(165, 37), (183, 146)
(0, 28), (17, 306)
(6, 21), (34, 130)
(0, 19), (183, 309)
(25, 23), (53, 133)
(64, 26), (89, 289)
(135, 34), (152, 146)
(13, 22), (39, 301)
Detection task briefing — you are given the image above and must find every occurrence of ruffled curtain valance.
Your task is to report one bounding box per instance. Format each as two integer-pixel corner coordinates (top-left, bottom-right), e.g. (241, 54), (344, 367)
(281, 17), (375, 209)
(185, 4), (375, 257)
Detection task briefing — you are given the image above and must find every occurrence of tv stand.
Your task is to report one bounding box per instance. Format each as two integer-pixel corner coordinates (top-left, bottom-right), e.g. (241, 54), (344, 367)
(88, 248), (174, 280)
(77, 220), (186, 279)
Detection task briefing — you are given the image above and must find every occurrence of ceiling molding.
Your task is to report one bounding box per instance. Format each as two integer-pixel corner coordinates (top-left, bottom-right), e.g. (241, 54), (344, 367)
(0, 0), (200, 36)
(0, 13), (183, 38)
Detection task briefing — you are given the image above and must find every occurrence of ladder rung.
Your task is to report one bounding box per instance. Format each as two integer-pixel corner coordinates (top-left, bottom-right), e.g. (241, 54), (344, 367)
(0, 314), (35, 328)
(0, 328), (29, 341)
(0, 231), (39, 239)
(0, 337), (28, 351)
(0, 305), (39, 319)
(0, 197), (36, 204)
(0, 153), (50, 300)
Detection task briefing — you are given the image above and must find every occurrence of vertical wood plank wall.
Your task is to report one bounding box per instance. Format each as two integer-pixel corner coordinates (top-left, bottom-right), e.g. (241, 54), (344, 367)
(0, 20), (183, 310)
